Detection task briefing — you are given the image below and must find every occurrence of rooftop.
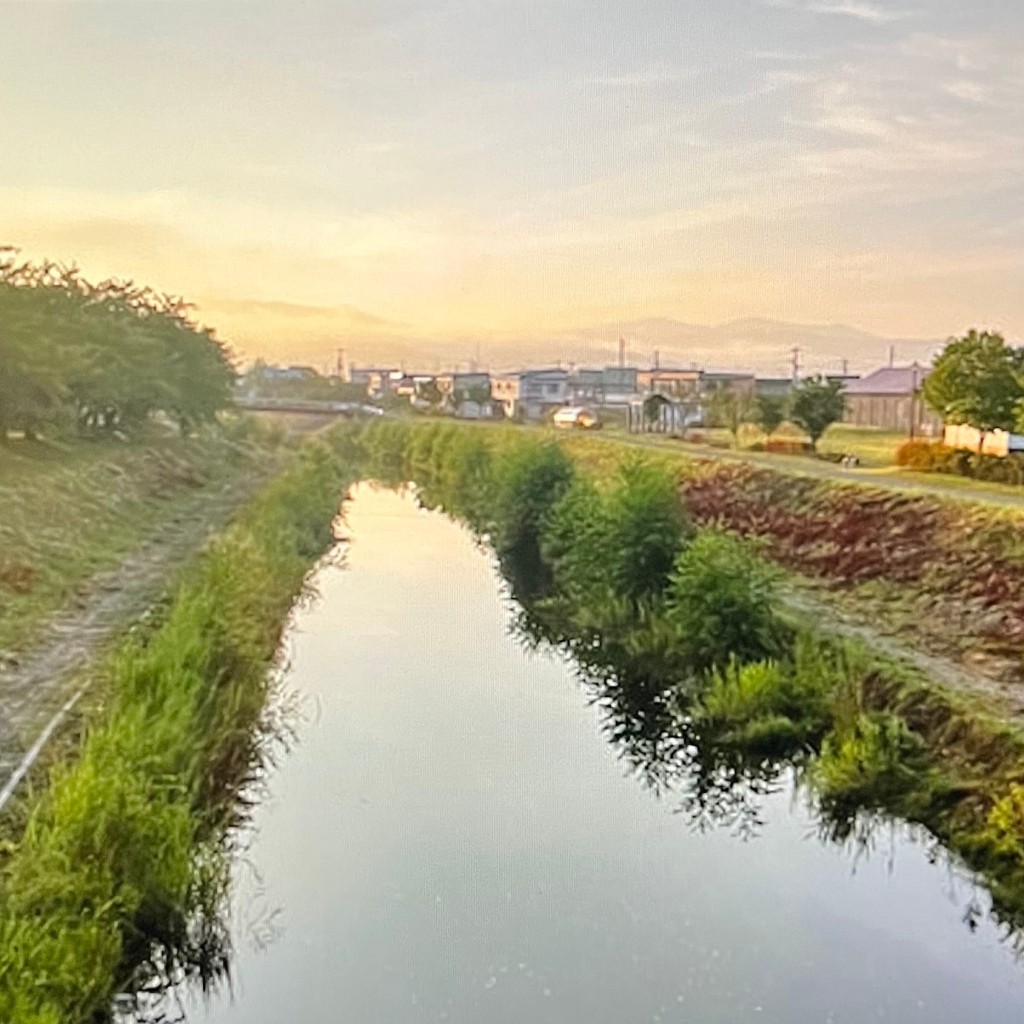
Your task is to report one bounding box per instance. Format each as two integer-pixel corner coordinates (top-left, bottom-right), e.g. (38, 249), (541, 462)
(844, 363), (929, 396)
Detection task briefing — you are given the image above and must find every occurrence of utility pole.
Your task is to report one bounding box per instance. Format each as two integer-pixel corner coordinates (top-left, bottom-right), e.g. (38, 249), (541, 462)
(908, 363), (920, 441)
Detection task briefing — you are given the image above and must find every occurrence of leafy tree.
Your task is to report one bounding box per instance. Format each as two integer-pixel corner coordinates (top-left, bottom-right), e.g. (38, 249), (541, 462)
(0, 249), (234, 440)
(707, 384), (754, 446)
(416, 378), (443, 407)
(642, 393), (670, 430)
(923, 330), (1024, 445)
(753, 394), (788, 439)
(790, 375), (845, 450)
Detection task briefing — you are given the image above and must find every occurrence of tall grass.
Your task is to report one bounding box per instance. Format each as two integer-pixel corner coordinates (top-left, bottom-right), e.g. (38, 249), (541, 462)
(0, 438), (354, 1023)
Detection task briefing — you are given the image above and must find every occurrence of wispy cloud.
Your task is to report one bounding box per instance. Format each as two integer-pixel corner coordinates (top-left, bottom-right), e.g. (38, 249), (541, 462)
(763, 0), (908, 24)
(576, 68), (699, 88)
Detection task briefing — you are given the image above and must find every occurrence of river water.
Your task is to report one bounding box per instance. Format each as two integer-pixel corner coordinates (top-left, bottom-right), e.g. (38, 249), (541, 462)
(181, 485), (1024, 1023)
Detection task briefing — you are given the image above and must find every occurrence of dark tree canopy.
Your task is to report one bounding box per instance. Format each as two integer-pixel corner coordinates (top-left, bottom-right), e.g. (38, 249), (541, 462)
(0, 248), (235, 439)
(753, 394), (788, 438)
(922, 330), (1024, 437)
(790, 376), (845, 449)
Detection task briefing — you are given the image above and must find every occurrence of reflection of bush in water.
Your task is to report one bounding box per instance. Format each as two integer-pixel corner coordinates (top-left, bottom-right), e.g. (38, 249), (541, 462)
(348, 420), (1024, 950)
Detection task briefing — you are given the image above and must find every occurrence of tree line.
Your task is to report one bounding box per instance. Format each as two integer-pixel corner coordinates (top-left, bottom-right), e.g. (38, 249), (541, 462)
(0, 248), (235, 441)
(704, 375), (847, 450)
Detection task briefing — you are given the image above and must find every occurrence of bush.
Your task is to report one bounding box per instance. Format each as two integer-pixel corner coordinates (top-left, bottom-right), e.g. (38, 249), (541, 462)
(491, 440), (574, 566)
(543, 459), (690, 610)
(764, 439), (812, 456)
(810, 713), (923, 818)
(895, 439), (944, 469)
(665, 529), (788, 676)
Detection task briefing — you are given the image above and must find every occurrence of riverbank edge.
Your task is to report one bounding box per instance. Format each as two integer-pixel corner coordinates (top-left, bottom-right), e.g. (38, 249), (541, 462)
(0, 432), (357, 1024)
(351, 419), (1024, 937)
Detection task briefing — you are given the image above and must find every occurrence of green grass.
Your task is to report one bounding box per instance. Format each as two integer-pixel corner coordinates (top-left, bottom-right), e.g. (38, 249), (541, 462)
(816, 426), (909, 466)
(0, 425), (283, 653)
(0, 434), (354, 1023)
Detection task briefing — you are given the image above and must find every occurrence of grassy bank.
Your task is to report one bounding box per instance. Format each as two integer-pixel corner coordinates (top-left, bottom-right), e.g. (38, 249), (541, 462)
(348, 419), (1024, 937)
(0, 436), (354, 1023)
(0, 422), (287, 654)
(557, 433), (1024, 681)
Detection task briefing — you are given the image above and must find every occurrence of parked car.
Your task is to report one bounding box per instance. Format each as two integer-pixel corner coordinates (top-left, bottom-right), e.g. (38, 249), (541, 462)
(552, 406), (600, 429)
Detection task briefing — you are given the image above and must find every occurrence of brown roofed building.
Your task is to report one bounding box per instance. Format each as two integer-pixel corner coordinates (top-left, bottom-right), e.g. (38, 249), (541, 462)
(842, 363), (941, 435)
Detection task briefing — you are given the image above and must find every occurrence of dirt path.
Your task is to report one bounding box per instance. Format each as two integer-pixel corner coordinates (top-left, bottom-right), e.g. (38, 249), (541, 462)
(606, 432), (1024, 511)
(778, 582), (1024, 720)
(0, 466), (275, 794)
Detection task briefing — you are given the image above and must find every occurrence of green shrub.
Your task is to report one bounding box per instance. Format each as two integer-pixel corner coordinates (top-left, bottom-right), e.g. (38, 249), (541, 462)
(544, 459), (689, 608)
(490, 440), (574, 565)
(810, 713), (923, 817)
(665, 529), (788, 676)
(602, 460), (690, 604)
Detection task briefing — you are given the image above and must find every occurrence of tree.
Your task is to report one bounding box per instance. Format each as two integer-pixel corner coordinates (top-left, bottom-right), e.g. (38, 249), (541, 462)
(753, 394), (788, 439)
(642, 393), (670, 431)
(790, 376), (845, 450)
(415, 378), (443, 407)
(707, 384), (754, 446)
(923, 330), (1024, 446)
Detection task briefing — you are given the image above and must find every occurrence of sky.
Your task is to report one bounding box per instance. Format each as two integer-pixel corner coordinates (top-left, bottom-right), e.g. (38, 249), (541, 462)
(1, 0), (1022, 367)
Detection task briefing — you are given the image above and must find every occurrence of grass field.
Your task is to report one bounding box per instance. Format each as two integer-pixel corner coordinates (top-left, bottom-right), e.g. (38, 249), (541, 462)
(0, 428), (277, 653)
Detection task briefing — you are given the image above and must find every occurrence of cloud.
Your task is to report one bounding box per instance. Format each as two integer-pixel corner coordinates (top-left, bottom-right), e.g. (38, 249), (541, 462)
(943, 79), (991, 103)
(762, 0), (907, 24)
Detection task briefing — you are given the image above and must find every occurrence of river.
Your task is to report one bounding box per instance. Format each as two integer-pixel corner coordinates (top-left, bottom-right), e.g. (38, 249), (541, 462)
(178, 484), (1024, 1023)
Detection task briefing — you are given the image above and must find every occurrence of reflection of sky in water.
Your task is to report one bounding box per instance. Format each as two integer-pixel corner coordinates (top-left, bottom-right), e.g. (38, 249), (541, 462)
(187, 485), (1024, 1024)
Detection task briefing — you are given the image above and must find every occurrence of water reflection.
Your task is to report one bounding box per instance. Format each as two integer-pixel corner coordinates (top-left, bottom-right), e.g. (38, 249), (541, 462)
(507, 530), (1023, 938)
(127, 486), (1024, 1023)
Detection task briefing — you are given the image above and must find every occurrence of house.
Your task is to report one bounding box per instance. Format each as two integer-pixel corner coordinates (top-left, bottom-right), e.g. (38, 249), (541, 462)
(437, 371), (491, 407)
(569, 368), (607, 404)
(754, 377), (794, 399)
(493, 369), (570, 420)
(702, 371), (756, 397)
(349, 366), (402, 397)
(842, 364), (941, 434)
(637, 368), (702, 398)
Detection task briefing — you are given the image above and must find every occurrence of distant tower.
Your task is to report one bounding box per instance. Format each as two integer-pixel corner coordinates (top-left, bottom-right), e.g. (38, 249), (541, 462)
(790, 346), (802, 381)
(888, 344), (896, 367)
(653, 348), (660, 370)
(336, 347), (348, 381)
(841, 358), (849, 376)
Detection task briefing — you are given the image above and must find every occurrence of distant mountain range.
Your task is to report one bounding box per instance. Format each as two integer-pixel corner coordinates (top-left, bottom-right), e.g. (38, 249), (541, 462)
(200, 296), (941, 378)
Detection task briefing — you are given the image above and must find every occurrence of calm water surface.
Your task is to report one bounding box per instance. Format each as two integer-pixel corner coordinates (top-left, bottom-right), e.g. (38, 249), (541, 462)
(186, 485), (1024, 1023)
